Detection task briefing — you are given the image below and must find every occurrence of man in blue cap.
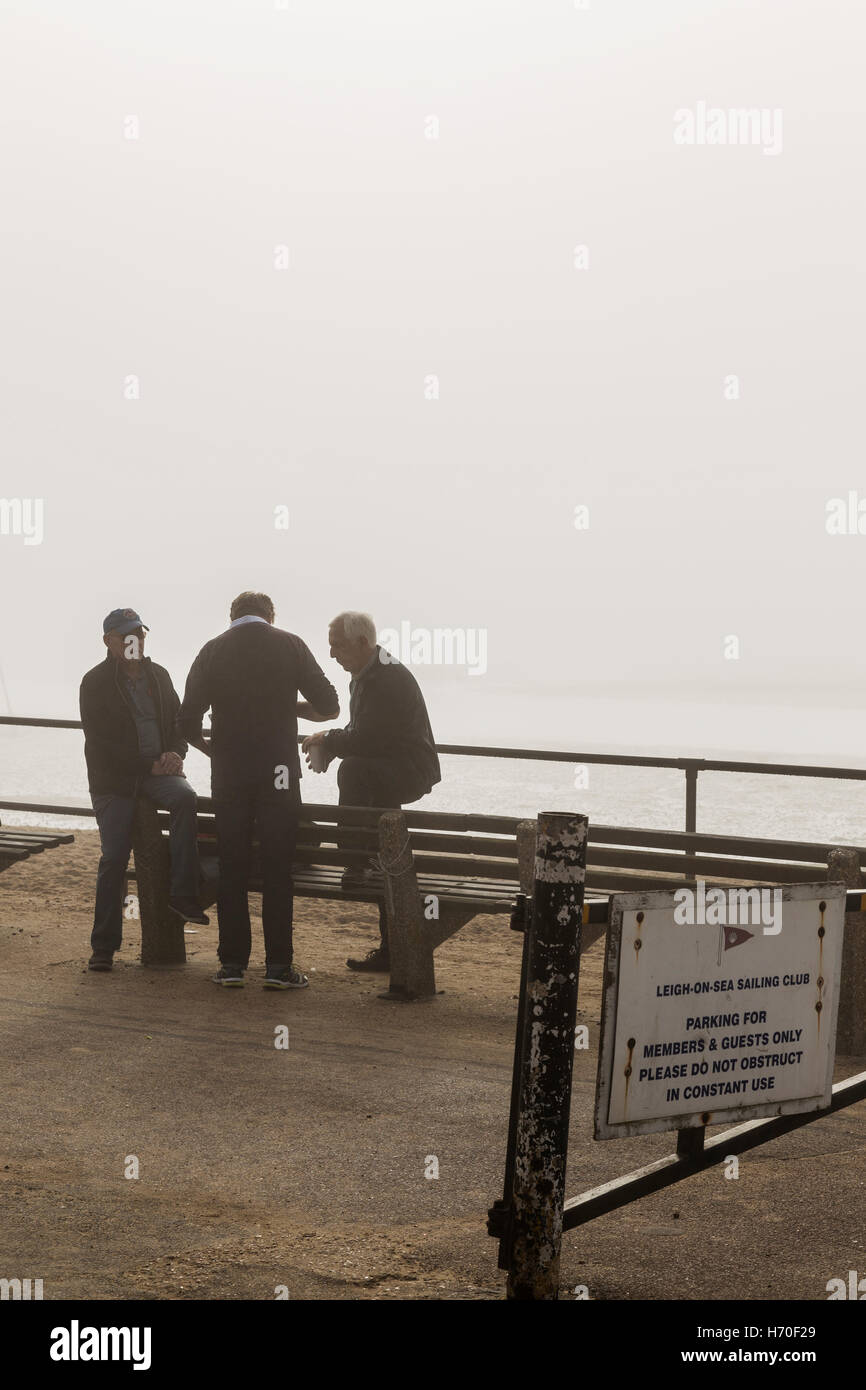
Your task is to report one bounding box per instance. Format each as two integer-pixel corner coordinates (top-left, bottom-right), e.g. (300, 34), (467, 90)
(79, 608), (207, 972)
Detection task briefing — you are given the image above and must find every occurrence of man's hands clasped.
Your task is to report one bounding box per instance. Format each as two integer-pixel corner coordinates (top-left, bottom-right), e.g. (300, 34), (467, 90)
(150, 751), (185, 777)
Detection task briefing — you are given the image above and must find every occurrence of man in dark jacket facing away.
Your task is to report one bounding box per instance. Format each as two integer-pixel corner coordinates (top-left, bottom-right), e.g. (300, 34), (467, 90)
(80, 608), (206, 973)
(179, 592), (339, 989)
(302, 611), (440, 973)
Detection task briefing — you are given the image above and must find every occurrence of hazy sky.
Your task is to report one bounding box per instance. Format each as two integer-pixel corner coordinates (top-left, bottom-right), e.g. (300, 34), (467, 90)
(2, 1), (865, 739)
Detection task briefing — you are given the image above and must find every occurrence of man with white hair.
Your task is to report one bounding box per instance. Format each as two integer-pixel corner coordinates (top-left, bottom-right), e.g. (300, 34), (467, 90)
(302, 611), (440, 972)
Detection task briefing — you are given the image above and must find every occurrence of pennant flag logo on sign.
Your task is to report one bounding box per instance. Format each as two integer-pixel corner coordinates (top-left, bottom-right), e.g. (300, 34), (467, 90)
(716, 923), (754, 966)
(724, 926), (754, 950)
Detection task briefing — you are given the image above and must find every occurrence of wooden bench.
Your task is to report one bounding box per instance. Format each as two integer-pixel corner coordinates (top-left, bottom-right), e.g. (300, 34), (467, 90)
(0, 823), (74, 873)
(127, 804), (865, 999)
(128, 799), (550, 995)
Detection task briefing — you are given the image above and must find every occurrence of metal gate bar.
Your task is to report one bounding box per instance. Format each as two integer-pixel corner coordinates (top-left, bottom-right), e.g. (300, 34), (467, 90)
(562, 1069), (866, 1231)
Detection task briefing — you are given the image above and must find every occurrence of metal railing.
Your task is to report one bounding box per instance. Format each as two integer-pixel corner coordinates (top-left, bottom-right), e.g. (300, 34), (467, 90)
(3, 714), (866, 863)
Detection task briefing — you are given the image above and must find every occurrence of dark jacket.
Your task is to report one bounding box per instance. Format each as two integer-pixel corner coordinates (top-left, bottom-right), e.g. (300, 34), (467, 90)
(80, 654), (188, 797)
(178, 622), (339, 792)
(325, 649), (441, 796)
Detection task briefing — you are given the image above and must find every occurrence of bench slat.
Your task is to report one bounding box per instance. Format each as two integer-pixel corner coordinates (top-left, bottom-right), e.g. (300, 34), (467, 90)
(292, 867), (516, 912)
(0, 829), (74, 845)
(586, 823), (855, 862)
(285, 845), (521, 879)
(189, 799), (524, 836)
(584, 868), (800, 892)
(171, 813), (521, 859)
(585, 846), (826, 880)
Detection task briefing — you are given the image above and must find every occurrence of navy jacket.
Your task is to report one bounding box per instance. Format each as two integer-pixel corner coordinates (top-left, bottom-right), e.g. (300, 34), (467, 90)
(325, 650), (440, 796)
(179, 622), (339, 792)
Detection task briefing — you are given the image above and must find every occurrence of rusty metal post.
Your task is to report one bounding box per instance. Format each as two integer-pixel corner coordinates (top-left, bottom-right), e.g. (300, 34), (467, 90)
(132, 798), (186, 967)
(506, 811), (588, 1301)
(378, 811), (436, 1001)
(827, 848), (866, 1054)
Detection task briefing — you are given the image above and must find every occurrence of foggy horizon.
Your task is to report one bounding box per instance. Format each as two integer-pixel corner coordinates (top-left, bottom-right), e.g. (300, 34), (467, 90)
(3, 0), (865, 751)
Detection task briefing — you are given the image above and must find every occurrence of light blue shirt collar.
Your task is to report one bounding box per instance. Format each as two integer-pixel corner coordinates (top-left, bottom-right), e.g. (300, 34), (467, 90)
(230, 615), (269, 628)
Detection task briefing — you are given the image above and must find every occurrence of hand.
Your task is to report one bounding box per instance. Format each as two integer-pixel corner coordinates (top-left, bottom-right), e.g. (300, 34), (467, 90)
(153, 751), (184, 776)
(302, 731), (329, 770)
(301, 732), (327, 752)
(297, 700), (338, 722)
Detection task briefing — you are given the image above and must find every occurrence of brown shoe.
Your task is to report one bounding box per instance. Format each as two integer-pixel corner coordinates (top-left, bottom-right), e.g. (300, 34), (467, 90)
(88, 952), (113, 972)
(346, 947), (390, 973)
(168, 897), (210, 926)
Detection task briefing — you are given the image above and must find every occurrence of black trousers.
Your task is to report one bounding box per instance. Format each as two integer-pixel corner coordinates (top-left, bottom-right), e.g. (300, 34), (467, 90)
(337, 756), (428, 947)
(213, 779), (301, 969)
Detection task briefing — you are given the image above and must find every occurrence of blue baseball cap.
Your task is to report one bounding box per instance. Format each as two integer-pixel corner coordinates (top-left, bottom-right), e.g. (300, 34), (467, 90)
(103, 608), (149, 636)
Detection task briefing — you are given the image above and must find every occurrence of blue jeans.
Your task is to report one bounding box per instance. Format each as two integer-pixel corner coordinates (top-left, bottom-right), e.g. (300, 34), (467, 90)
(90, 775), (199, 954)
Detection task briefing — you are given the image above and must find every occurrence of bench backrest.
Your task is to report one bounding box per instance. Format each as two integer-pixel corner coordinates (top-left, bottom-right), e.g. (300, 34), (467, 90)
(185, 801), (524, 883)
(152, 801), (862, 893)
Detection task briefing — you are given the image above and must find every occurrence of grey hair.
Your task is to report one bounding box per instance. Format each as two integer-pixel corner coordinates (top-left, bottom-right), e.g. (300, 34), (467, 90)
(330, 611), (377, 645)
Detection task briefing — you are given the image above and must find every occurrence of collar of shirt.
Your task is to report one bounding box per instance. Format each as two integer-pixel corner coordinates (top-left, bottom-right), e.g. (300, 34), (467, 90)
(229, 615), (269, 628)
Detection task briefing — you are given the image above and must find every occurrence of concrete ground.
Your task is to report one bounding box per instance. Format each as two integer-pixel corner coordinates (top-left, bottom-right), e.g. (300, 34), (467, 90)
(1, 830), (864, 1301)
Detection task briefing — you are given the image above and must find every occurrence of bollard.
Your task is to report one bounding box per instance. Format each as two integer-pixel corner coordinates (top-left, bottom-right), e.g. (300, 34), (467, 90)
(827, 848), (866, 1055)
(506, 811), (588, 1300)
(132, 799), (186, 967)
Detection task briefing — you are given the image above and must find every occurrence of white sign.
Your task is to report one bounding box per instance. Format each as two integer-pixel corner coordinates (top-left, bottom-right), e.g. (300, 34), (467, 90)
(594, 882), (845, 1139)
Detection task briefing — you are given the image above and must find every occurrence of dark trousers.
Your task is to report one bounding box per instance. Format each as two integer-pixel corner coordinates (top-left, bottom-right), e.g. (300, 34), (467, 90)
(91, 775), (199, 955)
(337, 756), (428, 948)
(213, 779), (301, 970)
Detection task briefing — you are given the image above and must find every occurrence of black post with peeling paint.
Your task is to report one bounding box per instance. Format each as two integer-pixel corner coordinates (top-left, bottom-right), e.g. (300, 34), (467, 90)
(506, 811), (588, 1300)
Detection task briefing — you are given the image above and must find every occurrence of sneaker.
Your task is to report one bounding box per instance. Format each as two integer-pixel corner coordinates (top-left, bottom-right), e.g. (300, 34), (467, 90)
(88, 952), (113, 972)
(213, 966), (244, 987)
(346, 947), (390, 973)
(263, 966), (309, 990)
(169, 897), (210, 926)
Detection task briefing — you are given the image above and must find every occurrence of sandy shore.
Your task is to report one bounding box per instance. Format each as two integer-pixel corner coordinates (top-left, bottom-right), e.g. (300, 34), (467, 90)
(1, 828), (864, 1301)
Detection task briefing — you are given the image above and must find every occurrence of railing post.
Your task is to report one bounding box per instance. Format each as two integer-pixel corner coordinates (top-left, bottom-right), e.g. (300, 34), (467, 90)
(506, 811), (588, 1301)
(827, 847), (866, 1054)
(683, 761), (699, 880)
